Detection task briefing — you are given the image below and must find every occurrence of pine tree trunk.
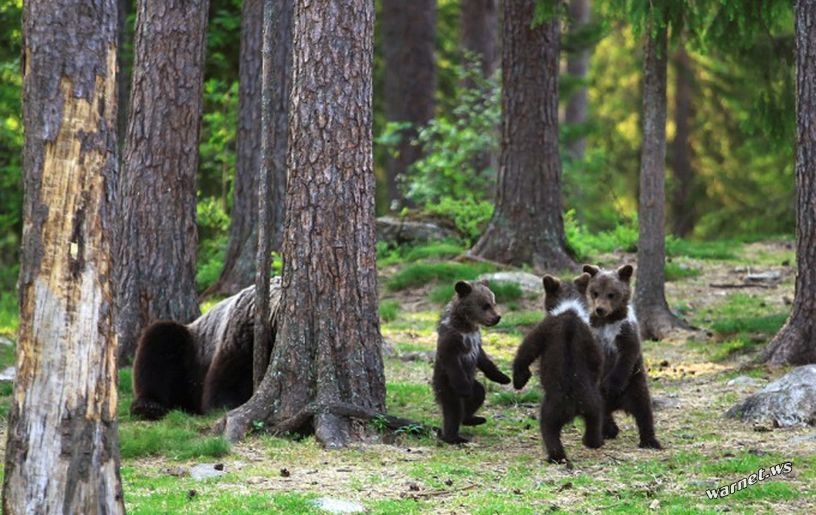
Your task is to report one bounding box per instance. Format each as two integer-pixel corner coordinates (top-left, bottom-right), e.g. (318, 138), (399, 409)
(761, 0), (816, 365)
(460, 0), (498, 79)
(381, 0), (436, 209)
(207, 0), (263, 297)
(634, 24), (688, 340)
(470, 0), (574, 272)
(116, 0), (209, 361)
(3, 1), (124, 511)
(564, 0), (591, 161)
(221, 0), (385, 446)
(669, 47), (696, 238)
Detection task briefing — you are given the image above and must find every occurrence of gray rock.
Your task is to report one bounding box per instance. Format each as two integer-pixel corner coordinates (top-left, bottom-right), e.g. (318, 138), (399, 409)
(726, 376), (759, 387)
(376, 217), (459, 247)
(311, 497), (365, 514)
(477, 271), (543, 295)
(0, 336), (13, 346)
(726, 365), (816, 427)
(0, 366), (15, 382)
(190, 463), (225, 481)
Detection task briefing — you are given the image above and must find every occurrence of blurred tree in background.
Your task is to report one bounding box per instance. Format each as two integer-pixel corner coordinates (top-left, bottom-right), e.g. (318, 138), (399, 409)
(0, 0), (802, 295)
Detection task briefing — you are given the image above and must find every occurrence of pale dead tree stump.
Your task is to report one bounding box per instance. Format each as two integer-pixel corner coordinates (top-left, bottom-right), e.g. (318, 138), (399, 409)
(760, 0), (816, 366)
(3, 0), (124, 511)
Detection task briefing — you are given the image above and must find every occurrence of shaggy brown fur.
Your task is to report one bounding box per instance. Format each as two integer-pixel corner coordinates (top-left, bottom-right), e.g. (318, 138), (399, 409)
(513, 273), (605, 463)
(433, 280), (511, 444)
(130, 279), (281, 420)
(583, 264), (662, 450)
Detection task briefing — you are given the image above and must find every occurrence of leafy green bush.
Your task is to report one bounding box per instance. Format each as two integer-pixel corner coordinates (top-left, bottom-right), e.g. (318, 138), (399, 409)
(196, 197), (229, 291)
(386, 262), (494, 291)
(565, 210), (639, 261)
(379, 299), (400, 323)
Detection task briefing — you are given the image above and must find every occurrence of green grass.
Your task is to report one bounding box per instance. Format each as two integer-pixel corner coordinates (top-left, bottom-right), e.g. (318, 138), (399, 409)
(665, 261), (702, 281)
(0, 291), (18, 336)
(386, 262), (494, 291)
(379, 299), (401, 322)
(119, 410), (231, 460)
(666, 238), (738, 260)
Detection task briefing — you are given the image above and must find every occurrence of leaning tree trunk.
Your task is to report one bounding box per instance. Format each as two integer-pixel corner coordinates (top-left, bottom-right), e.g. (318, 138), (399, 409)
(116, 0), (209, 361)
(381, 0), (436, 209)
(633, 23), (688, 340)
(221, 0), (386, 446)
(669, 47), (697, 238)
(470, 0), (575, 272)
(761, 0), (816, 365)
(564, 0), (591, 161)
(3, 0), (124, 511)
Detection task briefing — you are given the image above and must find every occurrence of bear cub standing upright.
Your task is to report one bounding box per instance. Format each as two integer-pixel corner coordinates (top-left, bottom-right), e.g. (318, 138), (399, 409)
(583, 264), (662, 450)
(512, 273), (605, 463)
(433, 280), (511, 444)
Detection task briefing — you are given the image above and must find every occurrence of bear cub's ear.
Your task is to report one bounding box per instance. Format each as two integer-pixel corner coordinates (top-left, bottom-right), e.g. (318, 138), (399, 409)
(616, 264), (634, 283)
(454, 280), (473, 297)
(542, 275), (561, 294)
(573, 272), (590, 294)
(582, 264), (600, 277)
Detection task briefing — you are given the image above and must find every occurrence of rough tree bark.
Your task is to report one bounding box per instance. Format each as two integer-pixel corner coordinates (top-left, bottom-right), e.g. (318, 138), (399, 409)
(381, 0), (436, 209)
(564, 0), (591, 161)
(460, 0), (498, 79)
(470, 0), (575, 272)
(761, 0), (816, 365)
(116, 0), (209, 361)
(220, 0), (388, 446)
(669, 47), (697, 238)
(633, 23), (688, 340)
(3, 0), (124, 511)
(253, 0), (293, 387)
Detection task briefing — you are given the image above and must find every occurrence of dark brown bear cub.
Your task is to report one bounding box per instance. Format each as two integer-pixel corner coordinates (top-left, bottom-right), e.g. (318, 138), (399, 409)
(433, 280), (511, 444)
(583, 264), (662, 450)
(512, 274), (605, 463)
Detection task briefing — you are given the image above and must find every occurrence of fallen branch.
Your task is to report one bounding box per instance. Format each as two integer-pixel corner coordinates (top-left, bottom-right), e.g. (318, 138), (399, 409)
(709, 283), (776, 289)
(270, 401), (429, 436)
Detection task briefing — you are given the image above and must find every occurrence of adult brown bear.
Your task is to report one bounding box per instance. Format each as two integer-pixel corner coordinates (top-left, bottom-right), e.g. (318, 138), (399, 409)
(130, 278), (281, 420)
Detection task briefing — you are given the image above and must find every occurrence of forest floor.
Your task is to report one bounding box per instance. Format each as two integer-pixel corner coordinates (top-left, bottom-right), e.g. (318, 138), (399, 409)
(4, 240), (816, 513)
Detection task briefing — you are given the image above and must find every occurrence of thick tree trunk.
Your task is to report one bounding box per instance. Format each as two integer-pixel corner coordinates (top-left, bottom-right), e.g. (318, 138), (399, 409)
(669, 47), (697, 238)
(634, 24), (688, 340)
(460, 0), (498, 79)
(381, 0), (436, 209)
(3, 0), (124, 512)
(116, 0), (209, 361)
(470, 0), (574, 272)
(116, 0), (132, 153)
(564, 0), (591, 161)
(253, 0), (293, 387)
(221, 0), (386, 446)
(761, 0), (816, 365)
(206, 0), (263, 297)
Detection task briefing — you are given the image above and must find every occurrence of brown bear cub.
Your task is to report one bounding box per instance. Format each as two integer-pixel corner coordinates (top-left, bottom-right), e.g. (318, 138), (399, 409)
(433, 280), (511, 444)
(583, 264), (662, 450)
(512, 274), (605, 463)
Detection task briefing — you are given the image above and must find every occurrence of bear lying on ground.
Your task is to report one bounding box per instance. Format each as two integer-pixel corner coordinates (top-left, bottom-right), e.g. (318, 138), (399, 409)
(433, 280), (511, 444)
(512, 273), (605, 463)
(130, 278), (281, 420)
(582, 264), (662, 450)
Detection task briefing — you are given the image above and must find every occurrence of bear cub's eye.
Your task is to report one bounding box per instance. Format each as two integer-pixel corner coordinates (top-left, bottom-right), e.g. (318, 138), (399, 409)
(590, 290), (598, 299)
(482, 303), (492, 311)
(607, 293), (616, 300)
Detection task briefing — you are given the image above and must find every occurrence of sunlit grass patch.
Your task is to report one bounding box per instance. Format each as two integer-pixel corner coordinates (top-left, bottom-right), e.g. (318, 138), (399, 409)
(665, 261), (702, 282)
(0, 291), (18, 336)
(380, 299), (401, 322)
(120, 410), (230, 460)
(666, 238), (738, 260)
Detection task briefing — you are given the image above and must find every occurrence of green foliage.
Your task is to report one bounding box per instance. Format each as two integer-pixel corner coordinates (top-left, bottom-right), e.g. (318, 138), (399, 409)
(565, 210), (639, 261)
(199, 78), (238, 203)
(0, 291), (18, 336)
(195, 197), (230, 291)
(424, 197), (494, 244)
(666, 238), (737, 260)
(386, 262), (494, 292)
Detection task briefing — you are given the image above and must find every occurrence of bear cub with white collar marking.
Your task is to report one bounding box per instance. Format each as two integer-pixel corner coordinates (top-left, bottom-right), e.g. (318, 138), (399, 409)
(512, 273), (605, 463)
(583, 264), (662, 450)
(433, 280), (511, 444)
